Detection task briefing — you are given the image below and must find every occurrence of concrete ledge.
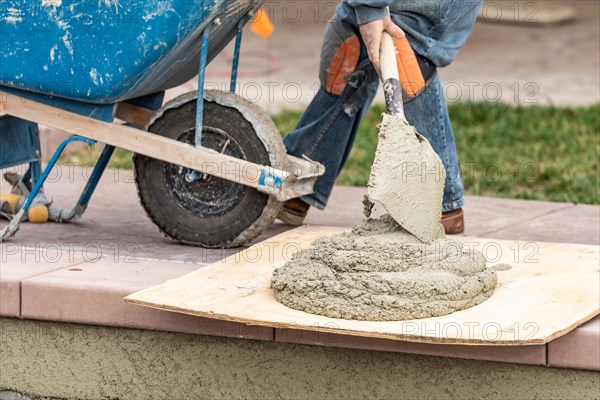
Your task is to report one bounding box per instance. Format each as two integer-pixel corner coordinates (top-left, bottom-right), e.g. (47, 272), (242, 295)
(2, 318), (600, 400)
(275, 328), (547, 366)
(2, 237), (599, 369)
(2, 188), (599, 371)
(19, 257), (273, 341)
(0, 248), (89, 317)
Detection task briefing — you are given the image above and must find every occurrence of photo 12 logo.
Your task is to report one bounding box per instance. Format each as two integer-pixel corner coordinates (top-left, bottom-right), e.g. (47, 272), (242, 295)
(1, 242), (140, 264)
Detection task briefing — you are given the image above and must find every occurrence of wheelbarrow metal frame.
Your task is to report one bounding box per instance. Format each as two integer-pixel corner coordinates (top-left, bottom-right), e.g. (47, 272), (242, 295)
(0, 4), (324, 242)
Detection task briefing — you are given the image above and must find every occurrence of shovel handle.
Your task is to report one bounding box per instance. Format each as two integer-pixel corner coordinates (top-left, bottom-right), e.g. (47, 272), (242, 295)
(380, 32), (404, 118)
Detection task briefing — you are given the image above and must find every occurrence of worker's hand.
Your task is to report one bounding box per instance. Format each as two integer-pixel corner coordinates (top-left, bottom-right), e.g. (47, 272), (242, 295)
(359, 15), (405, 71)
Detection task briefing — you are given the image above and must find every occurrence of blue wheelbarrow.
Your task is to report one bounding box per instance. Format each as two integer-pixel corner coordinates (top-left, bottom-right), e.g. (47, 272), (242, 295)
(0, 0), (324, 248)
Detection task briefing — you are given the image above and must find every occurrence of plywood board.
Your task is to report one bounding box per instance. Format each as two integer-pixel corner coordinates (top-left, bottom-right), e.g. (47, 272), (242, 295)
(126, 226), (600, 345)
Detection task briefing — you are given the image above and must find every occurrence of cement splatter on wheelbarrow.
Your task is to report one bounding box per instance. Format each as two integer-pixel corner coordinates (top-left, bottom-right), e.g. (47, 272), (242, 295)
(271, 33), (507, 321)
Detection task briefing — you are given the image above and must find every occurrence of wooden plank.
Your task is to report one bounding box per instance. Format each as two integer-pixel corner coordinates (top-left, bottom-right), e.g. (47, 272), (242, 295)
(115, 102), (156, 129)
(125, 226), (600, 345)
(0, 91), (288, 196)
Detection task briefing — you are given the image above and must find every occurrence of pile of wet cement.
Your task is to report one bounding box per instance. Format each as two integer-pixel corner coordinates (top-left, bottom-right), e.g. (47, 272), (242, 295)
(271, 215), (498, 321)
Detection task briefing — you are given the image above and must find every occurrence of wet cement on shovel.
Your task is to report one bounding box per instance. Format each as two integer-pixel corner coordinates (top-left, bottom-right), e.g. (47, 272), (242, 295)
(271, 113), (503, 321)
(368, 113), (447, 243)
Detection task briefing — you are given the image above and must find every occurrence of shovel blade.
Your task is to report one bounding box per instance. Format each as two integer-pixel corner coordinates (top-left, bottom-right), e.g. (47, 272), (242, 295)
(368, 114), (447, 243)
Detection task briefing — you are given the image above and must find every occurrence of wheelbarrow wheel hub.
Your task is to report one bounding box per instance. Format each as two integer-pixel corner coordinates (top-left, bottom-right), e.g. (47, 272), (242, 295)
(166, 127), (248, 218)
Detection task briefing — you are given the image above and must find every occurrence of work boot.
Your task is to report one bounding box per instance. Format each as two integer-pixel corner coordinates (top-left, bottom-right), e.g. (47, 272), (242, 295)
(442, 208), (464, 235)
(1, 172), (50, 223)
(277, 198), (310, 226)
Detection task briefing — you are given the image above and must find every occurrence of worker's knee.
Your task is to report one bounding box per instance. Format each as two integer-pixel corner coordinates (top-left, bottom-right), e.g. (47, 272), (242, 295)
(319, 16), (362, 96)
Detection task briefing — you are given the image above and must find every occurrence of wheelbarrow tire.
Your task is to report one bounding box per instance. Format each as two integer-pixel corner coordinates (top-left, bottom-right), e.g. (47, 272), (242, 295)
(134, 92), (285, 249)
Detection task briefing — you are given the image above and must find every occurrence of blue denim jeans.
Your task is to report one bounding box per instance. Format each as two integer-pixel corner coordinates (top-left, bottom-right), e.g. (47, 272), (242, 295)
(284, 2), (480, 212)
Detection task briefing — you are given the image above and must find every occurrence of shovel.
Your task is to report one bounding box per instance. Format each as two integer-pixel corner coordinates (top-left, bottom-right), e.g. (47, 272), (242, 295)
(367, 32), (447, 243)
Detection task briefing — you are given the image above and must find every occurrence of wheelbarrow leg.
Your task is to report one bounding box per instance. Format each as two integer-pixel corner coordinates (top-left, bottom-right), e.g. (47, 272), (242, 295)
(230, 20), (244, 93)
(186, 23), (213, 183)
(0, 135), (95, 241)
(22, 159), (42, 186)
(195, 24), (212, 147)
(60, 144), (115, 222)
(187, 16), (245, 183)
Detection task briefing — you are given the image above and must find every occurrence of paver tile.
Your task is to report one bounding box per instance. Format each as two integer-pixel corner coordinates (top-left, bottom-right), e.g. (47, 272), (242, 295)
(21, 256), (273, 340)
(548, 316), (600, 371)
(490, 204), (600, 245)
(1, 245), (87, 317)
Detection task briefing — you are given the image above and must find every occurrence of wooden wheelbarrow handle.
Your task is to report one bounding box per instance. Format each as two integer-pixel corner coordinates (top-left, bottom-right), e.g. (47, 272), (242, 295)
(380, 32), (426, 118)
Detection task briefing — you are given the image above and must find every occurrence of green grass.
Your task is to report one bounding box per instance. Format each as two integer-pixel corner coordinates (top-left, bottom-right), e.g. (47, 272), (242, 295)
(275, 103), (600, 205)
(60, 145), (134, 169)
(61, 103), (600, 205)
